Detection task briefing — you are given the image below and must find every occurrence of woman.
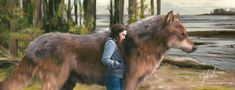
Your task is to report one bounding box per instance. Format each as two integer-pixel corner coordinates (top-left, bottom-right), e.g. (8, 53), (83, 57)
(102, 24), (127, 90)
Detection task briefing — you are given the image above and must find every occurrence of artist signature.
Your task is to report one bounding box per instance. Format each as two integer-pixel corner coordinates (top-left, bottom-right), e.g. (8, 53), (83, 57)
(199, 66), (218, 86)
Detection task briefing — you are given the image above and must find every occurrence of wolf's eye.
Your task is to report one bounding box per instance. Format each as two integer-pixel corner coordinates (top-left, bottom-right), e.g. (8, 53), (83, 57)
(179, 32), (184, 36)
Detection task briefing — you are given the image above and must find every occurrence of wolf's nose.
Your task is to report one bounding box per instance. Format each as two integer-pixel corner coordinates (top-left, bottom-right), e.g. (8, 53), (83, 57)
(192, 46), (197, 52)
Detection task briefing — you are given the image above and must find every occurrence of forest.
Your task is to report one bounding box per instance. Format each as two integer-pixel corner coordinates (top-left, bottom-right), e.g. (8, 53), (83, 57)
(0, 0), (161, 60)
(210, 8), (235, 15)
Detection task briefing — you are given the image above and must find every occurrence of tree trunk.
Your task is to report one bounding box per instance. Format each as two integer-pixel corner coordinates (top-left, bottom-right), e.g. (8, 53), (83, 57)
(78, 0), (82, 26)
(23, 0), (33, 24)
(74, 0), (78, 25)
(157, 0), (161, 15)
(150, 0), (154, 15)
(128, 0), (137, 24)
(109, 0), (114, 27)
(43, 0), (66, 32)
(140, 0), (145, 18)
(93, 0), (96, 31)
(42, 0), (49, 32)
(67, 0), (73, 25)
(33, 0), (42, 27)
(8, 21), (17, 58)
(114, 0), (124, 24)
(83, 0), (96, 32)
(9, 0), (18, 57)
(48, 0), (53, 17)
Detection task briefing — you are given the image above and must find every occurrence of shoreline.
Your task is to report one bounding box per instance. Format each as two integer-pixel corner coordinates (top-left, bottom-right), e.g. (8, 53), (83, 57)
(188, 30), (235, 37)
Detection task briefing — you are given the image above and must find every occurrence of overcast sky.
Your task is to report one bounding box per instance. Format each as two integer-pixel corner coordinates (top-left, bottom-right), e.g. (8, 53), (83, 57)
(96, 0), (235, 15)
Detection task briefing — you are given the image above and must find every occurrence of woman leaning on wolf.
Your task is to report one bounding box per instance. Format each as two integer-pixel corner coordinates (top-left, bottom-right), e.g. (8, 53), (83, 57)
(102, 24), (127, 90)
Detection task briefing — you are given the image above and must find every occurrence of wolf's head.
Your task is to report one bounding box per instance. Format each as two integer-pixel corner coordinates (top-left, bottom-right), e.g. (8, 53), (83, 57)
(163, 11), (197, 53)
(127, 11), (197, 54)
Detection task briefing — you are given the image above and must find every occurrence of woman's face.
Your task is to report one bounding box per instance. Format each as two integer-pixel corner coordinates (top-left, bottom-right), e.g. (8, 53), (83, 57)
(118, 30), (127, 43)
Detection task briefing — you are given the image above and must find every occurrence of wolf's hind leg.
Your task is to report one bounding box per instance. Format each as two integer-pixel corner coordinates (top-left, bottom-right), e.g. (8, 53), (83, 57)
(60, 71), (78, 90)
(40, 58), (71, 90)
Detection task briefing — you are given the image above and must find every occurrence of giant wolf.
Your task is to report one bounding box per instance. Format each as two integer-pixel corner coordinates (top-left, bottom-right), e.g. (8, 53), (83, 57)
(0, 11), (196, 90)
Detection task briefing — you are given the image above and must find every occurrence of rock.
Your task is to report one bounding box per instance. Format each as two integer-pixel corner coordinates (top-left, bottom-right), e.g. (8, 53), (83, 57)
(163, 56), (217, 70)
(225, 44), (235, 48)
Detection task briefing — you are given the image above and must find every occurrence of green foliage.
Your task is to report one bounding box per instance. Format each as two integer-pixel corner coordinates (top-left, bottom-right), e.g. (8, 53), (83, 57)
(0, 31), (10, 48)
(43, 15), (69, 33)
(18, 27), (43, 57)
(128, 6), (138, 24)
(138, 0), (149, 18)
(22, 0), (33, 24)
(0, 0), (10, 39)
(14, 17), (32, 31)
(128, 0), (152, 24)
(79, 25), (88, 35)
(69, 25), (88, 35)
(11, 27), (42, 41)
(0, 63), (16, 78)
(42, 0), (69, 33)
(9, 27), (42, 58)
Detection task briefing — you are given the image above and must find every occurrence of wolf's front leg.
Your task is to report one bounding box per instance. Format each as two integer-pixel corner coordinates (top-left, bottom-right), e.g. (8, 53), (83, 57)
(124, 76), (138, 90)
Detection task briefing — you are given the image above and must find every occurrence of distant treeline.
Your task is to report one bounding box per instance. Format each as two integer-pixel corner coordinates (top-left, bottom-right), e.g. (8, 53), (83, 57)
(209, 8), (235, 15)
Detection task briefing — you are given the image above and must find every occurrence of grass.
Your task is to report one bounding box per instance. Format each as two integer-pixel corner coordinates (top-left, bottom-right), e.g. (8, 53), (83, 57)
(0, 63), (234, 90)
(193, 85), (234, 90)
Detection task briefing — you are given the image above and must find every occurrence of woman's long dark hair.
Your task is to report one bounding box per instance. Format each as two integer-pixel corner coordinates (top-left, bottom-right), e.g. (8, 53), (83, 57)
(109, 24), (127, 59)
(109, 24), (127, 40)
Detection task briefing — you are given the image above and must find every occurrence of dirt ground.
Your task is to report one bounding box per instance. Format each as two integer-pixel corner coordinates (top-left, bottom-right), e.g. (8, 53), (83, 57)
(1, 61), (235, 90)
(74, 63), (235, 90)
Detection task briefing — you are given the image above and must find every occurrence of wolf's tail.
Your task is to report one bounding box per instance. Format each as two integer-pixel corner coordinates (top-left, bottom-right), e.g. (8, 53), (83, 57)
(0, 55), (37, 90)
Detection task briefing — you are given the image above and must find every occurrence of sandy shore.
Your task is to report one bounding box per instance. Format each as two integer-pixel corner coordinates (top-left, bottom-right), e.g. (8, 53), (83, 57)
(1, 56), (234, 90)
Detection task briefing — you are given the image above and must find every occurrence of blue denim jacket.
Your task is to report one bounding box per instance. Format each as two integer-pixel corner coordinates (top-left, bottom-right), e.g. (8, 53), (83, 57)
(102, 38), (125, 78)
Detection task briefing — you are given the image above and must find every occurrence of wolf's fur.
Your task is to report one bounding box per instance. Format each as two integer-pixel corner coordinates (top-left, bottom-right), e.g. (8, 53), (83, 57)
(0, 11), (196, 90)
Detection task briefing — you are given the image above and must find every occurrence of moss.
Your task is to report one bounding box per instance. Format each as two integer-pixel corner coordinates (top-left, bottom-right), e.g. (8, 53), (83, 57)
(193, 85), (234, 90)
(0, 69), (7, 81)
(73, 84), (104, 90)
(24, 83), (41, 90)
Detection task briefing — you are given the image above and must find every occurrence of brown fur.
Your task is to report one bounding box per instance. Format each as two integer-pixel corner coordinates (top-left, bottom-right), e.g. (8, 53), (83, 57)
(0, 11), (196, 90)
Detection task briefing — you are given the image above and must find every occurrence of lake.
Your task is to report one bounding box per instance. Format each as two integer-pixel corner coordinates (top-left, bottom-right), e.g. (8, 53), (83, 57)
(96, 15), (235, 71)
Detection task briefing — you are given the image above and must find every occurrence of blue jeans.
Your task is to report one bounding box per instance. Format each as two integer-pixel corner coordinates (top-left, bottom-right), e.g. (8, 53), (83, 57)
(105, 75), (123, 90)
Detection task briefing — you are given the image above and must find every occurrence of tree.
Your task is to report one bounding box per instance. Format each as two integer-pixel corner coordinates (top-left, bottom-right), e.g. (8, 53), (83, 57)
(67, 0), (73, 25)
(22, 0), (33, 25)
(43, 0), (68, 32)
(109, 0), (124, 26)
(0, 0), (10, 47)
(32, 0), (42, 27)
(74, 0), (78, 25)
(8, 0), (20, 57)
(140, 0), (145, 18)
(114, 0), (124, 24)
(128, 0), (137, 24)
(78, 0), (83, 26)
(83, 0), (96, 32)
(150, 0), (154, 15)
(157, 0), (161, 15)
(109, 0), (114, 27)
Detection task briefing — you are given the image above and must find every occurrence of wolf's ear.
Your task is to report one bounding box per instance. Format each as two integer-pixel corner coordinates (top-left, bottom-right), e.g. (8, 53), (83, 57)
(165, 10), (174, 25)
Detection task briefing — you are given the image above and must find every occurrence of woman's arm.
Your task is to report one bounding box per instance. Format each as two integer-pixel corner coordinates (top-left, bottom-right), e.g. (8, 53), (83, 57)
(102, 40), (121, 69)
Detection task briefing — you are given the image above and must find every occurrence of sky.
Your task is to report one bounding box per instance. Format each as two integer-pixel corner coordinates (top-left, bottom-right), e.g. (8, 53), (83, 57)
(96, 0), (235, 15)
